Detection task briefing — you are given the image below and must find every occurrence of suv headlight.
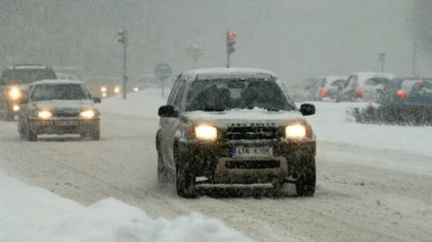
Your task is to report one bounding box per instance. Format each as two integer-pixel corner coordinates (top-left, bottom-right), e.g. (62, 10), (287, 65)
(195, 125), (217, 141)
(80, 109), (96, 119)
(285, 124), (306, 139)
(9, 87), (21, 100)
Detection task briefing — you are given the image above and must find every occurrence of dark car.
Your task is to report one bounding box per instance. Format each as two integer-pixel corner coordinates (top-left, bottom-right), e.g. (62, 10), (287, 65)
(18, 80), (101, 141)
(377, 78), (432, 107)
(0, 64), (57, 121)
(156, 68), (316, 198)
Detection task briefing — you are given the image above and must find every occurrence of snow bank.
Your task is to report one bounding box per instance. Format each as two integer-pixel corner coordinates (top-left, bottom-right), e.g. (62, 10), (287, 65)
(306, 101), (432, 157)
(0, 171), (251, 242)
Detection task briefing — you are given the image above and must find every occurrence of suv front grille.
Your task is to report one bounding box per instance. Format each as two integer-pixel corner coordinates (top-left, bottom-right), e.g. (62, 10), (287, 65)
(225, 127), (279, 140)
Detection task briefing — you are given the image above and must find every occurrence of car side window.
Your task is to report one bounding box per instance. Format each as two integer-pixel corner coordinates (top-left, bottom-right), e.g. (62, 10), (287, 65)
(173, 80), (187, 111)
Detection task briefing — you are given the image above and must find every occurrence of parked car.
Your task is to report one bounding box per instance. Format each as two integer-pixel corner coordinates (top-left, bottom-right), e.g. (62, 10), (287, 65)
(156, 68), (316, 198)
(337, 72), (394, 102)
(289, 78), (319, 102)
(377, 78), (432, 107)
(18, 79), (101, 141)
(314, 76), (347, 101)
(0, 64), (57, 121)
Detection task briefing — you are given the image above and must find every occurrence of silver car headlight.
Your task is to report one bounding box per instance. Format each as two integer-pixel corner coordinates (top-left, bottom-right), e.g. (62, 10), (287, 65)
(38, 110), (53, 119)
(80, 109), (96, 119)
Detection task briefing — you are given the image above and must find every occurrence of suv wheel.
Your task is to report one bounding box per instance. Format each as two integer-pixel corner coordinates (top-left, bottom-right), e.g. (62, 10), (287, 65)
(295, 157), (316, 197)
(175, 147), (196, 198)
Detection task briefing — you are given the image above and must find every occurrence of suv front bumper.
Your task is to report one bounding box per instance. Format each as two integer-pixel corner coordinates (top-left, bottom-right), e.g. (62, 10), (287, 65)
(177, 139), (316, 184)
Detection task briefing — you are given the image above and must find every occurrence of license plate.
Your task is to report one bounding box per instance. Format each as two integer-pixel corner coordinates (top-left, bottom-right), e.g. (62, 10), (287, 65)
(232, 147), (273, 157)
(55, 120), (78, 126)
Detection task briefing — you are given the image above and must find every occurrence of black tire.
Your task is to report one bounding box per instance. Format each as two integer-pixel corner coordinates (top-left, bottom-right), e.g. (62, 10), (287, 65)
(81, 129), (100, 140)
(295, 157), (316, 197)
(175, 147), (196, 198)
(91, 129), (100, 140)
(26, 124), (37, 142)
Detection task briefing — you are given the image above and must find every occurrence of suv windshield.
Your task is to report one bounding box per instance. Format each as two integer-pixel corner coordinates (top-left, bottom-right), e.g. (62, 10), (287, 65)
(30, 84), (90, 101)
(186, 79), (293, 112)
(1, 69), (57, 85)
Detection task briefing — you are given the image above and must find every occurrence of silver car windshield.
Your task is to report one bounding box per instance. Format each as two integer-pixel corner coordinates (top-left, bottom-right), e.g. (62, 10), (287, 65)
(30, 84), (90, 101)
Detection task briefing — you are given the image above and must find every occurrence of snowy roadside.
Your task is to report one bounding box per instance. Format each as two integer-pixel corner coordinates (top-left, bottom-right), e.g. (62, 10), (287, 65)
(305, 101), (432, 158)
(0, 168), (252, 242)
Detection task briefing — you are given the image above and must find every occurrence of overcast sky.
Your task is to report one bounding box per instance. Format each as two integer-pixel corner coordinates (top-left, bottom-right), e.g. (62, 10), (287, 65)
(1, 0), (428, 83)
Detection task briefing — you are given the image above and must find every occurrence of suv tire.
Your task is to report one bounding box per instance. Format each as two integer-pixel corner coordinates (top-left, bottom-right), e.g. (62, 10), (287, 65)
(295, 157), (316, 197)
(175, 147), (196, 198)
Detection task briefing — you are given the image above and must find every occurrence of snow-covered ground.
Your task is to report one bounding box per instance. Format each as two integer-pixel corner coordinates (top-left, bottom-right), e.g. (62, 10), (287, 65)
(0, 170), (250, 242)
(0, 88), (431, 242)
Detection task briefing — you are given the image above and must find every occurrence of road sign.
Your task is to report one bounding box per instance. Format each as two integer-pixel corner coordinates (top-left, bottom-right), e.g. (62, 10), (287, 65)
(154, 63), (172, 80)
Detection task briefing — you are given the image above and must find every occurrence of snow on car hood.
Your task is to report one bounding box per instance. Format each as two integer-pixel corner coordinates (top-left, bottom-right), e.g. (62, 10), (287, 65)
(182, 108), (306, 127)
(31, 100), (96, 111)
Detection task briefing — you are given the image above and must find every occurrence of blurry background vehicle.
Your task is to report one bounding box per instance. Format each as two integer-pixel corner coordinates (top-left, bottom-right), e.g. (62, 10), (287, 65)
(56, 73), (80, 81)
(129, 74), (159, 92)
(289, 78), (318, 102)
(18, 79), (101, 141)
(337, 72), (395, 102)
(377, 78), (432, 107)
(314, 76), (347, 101)
(85, 77), (121, 98)
(0, 64), (57, 121)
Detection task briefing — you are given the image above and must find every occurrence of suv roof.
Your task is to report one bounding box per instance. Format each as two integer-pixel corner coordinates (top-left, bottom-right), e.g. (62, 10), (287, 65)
(181, 68), (278, 82)
(32, 79), (84, 85)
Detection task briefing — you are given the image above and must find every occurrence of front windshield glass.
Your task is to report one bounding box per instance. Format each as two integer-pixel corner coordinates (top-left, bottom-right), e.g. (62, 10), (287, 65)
(186, 79), (293, 112)
(30, 84), (90, 101)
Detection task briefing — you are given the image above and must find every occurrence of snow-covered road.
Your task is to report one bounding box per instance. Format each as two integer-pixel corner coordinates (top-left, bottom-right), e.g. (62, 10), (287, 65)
(1, 89), (431, 241)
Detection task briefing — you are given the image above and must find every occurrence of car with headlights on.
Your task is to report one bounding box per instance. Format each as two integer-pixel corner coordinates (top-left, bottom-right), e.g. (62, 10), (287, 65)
(18, 79), (101, 141)
(156, 68), (316, 198)
(0, 64), (57, 121)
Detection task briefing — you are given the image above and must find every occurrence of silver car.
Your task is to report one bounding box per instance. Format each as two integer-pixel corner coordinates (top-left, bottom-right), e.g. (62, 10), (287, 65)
(18, 79), (101, 141)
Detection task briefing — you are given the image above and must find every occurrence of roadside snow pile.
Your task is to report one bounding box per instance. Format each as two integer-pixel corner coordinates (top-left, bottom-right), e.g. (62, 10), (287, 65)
(99, 88), (167, 118)
(0, 171), (251, 242)
(306, 102), (432, 157)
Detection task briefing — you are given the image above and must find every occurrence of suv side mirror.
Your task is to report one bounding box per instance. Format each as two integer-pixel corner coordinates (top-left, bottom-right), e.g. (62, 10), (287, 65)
(158, 105), (179, 118)
(299, 103), (315, 116)
(93, 97), (102, 103)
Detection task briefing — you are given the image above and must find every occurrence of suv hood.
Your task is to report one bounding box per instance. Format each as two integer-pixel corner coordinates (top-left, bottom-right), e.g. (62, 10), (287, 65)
(182, 108), (305, 127)
(31, 100), (96, 111)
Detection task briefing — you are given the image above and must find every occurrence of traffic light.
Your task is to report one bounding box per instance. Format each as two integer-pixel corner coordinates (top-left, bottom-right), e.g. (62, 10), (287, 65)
(227, 31), (236, 54)
(118, 30), (128, 43)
